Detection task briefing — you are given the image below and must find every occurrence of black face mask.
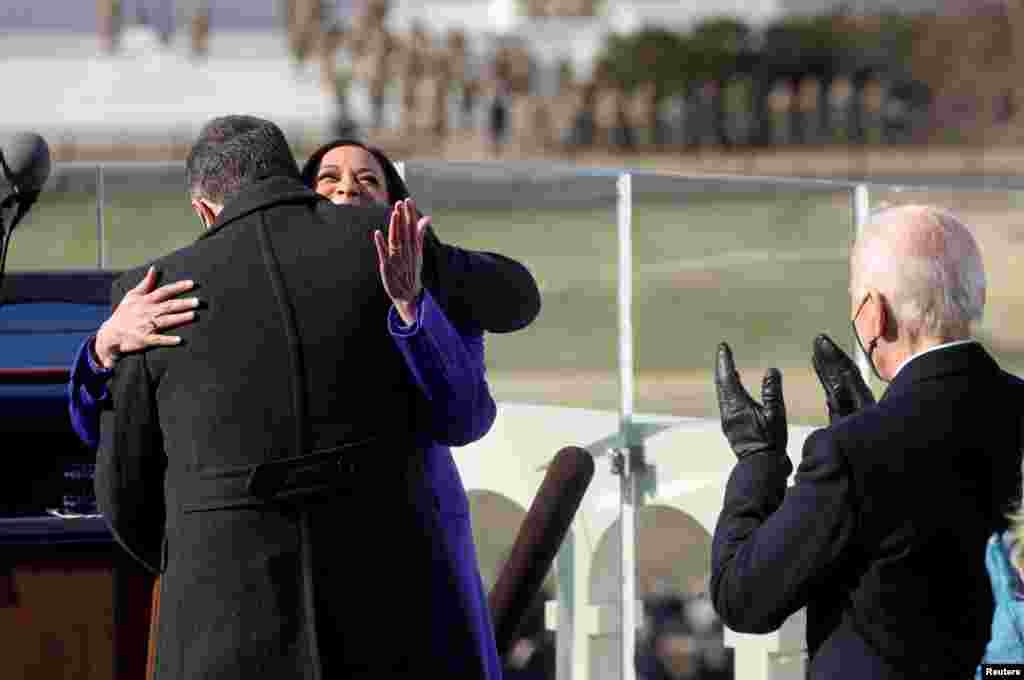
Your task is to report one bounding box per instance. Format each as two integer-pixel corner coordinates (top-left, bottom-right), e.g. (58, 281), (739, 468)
(852, 293), (886, 383)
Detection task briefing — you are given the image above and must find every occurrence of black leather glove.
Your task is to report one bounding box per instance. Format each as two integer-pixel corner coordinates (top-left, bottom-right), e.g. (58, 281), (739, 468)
(811, 334), (876, 424)
(714, 342), (788, 460)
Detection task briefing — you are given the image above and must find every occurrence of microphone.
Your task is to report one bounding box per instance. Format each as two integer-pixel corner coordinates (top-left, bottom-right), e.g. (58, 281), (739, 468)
(488, 446), (595, 657)
(1, 132), (52, 207)
(0, 132), (52, 302)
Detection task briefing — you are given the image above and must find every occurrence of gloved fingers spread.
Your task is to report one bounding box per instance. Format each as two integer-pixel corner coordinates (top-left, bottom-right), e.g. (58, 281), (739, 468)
(761, 368), (785, 422)
(715, 342), (755, 415)
(812, 333), (854, 420)
(812, 333), (876, 414)
(813, 333), (853, 370)
(761, 367), (788, 451)
(812, 333), (853, 390)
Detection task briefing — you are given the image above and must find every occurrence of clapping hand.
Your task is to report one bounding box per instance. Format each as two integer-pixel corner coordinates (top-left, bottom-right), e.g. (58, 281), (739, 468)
(714, 342), (788, 460)
(93, 267), (199, 369)
(374, 198), (428, 326)
(811, 334), (876, 424)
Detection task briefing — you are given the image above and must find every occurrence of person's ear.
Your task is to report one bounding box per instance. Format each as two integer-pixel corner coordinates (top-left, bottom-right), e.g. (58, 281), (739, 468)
(863, 289), (887, 343)
(874, 291), (897, 341)
(191, 199), (214, 230)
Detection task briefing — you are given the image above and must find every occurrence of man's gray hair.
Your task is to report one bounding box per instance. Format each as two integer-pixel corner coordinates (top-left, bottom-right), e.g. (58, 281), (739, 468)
(851, 205), (986, 337)
(185, 115), (300, 205)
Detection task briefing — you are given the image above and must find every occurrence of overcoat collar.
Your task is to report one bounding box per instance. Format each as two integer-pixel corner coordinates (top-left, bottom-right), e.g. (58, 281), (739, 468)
(880, 340), (997, 401)
(198, 175), (321, 240)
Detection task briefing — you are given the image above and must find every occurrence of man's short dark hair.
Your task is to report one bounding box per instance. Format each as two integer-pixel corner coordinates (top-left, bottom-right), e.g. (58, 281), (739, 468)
(185, 115), (301, 205)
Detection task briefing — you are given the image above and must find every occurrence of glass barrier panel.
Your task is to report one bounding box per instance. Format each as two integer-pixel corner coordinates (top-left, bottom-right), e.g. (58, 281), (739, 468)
(99, 162), (195, 271)
(599, 175), (857, 680)
(630, 174), (855, 428)
(405, 160), (623, 413)
(5, 163), (102, 271)
(405, 160), (624, 679)
(864, 185), (1024, 381)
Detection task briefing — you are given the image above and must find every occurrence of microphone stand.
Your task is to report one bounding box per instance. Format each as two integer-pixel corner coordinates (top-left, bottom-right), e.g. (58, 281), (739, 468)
(0, 192), (37, 308)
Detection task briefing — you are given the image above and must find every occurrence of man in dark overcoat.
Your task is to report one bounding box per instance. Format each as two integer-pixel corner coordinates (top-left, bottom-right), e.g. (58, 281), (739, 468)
(710, 205), (1024, 678)
(94, 115), (539, 679)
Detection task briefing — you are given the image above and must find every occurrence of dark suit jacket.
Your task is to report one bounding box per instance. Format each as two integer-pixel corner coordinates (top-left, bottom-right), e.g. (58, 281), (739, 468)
(94, 176), (540, 680)
(711, 342), (1024, 679)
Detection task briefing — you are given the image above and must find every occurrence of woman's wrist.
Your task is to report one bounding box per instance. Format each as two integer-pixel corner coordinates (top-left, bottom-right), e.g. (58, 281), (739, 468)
(93, 325), (118, 369)
(394, 300), (418, 326)
(393, 288), (424, 327)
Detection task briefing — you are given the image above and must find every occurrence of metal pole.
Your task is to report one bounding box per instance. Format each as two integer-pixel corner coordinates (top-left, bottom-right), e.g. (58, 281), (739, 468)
(618, 448), (641, 680)
(555, 536), (574, 680)
(96, 165), (105, 269)
(617, 172), (634, 431)
(616, 172), (637, 680)
(851, 184), (870, 384)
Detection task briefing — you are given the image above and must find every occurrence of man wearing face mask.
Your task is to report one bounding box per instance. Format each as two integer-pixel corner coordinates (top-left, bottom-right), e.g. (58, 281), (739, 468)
(710, 205), (1024, 679)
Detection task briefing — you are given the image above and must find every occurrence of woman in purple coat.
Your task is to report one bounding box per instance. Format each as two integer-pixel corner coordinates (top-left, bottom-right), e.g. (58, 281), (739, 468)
(69, 140), (516, 679)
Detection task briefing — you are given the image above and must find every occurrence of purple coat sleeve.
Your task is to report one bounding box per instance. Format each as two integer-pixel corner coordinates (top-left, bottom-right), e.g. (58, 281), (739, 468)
(388, 289), (496, 447)
(67, 334), (114, 451)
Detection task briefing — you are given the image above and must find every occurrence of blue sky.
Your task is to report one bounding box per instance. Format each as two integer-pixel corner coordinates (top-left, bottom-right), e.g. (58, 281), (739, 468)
(1, 1), (282, 31)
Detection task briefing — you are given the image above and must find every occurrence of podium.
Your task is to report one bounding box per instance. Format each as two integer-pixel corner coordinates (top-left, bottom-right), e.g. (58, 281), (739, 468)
(0, 516), (155, 680)
(0, 364), (155, 680)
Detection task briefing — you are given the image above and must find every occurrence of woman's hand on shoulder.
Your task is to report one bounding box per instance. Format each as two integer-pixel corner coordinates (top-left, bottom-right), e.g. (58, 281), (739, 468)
(94, 267), (199, 368)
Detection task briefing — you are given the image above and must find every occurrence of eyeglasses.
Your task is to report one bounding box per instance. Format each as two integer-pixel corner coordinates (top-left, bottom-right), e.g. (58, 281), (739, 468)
(850, 291), (884, 382)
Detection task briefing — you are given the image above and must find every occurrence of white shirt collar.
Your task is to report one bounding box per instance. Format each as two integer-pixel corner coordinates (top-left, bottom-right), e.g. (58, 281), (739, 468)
(892, 338), (977, 380)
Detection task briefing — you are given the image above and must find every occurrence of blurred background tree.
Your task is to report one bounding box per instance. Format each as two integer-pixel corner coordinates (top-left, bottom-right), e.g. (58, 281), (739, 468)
(595, 27), (691, 101)
(593, 10), (932, 148)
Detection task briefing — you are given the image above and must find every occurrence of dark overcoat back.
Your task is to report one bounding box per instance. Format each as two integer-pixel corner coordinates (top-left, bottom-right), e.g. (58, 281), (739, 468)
(712, 342), (1024, 679)
(94, 176), (540, 679)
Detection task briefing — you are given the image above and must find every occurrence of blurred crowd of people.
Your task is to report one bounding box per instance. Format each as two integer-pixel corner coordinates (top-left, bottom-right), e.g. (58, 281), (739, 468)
(327, 8), (903, 156)
(498, 586), (732, 680)
(325, 2), (538, 155)
(92, 1), (908, 157)
(637, 589), (733, 680)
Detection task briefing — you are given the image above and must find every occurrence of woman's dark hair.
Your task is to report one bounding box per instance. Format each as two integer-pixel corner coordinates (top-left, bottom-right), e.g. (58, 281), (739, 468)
(300, 139), (410, 203)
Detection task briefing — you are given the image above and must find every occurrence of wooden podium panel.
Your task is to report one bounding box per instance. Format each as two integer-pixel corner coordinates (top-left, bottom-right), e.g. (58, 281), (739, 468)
(0, 559), (113, 679)
(0, 541), (154, 680)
